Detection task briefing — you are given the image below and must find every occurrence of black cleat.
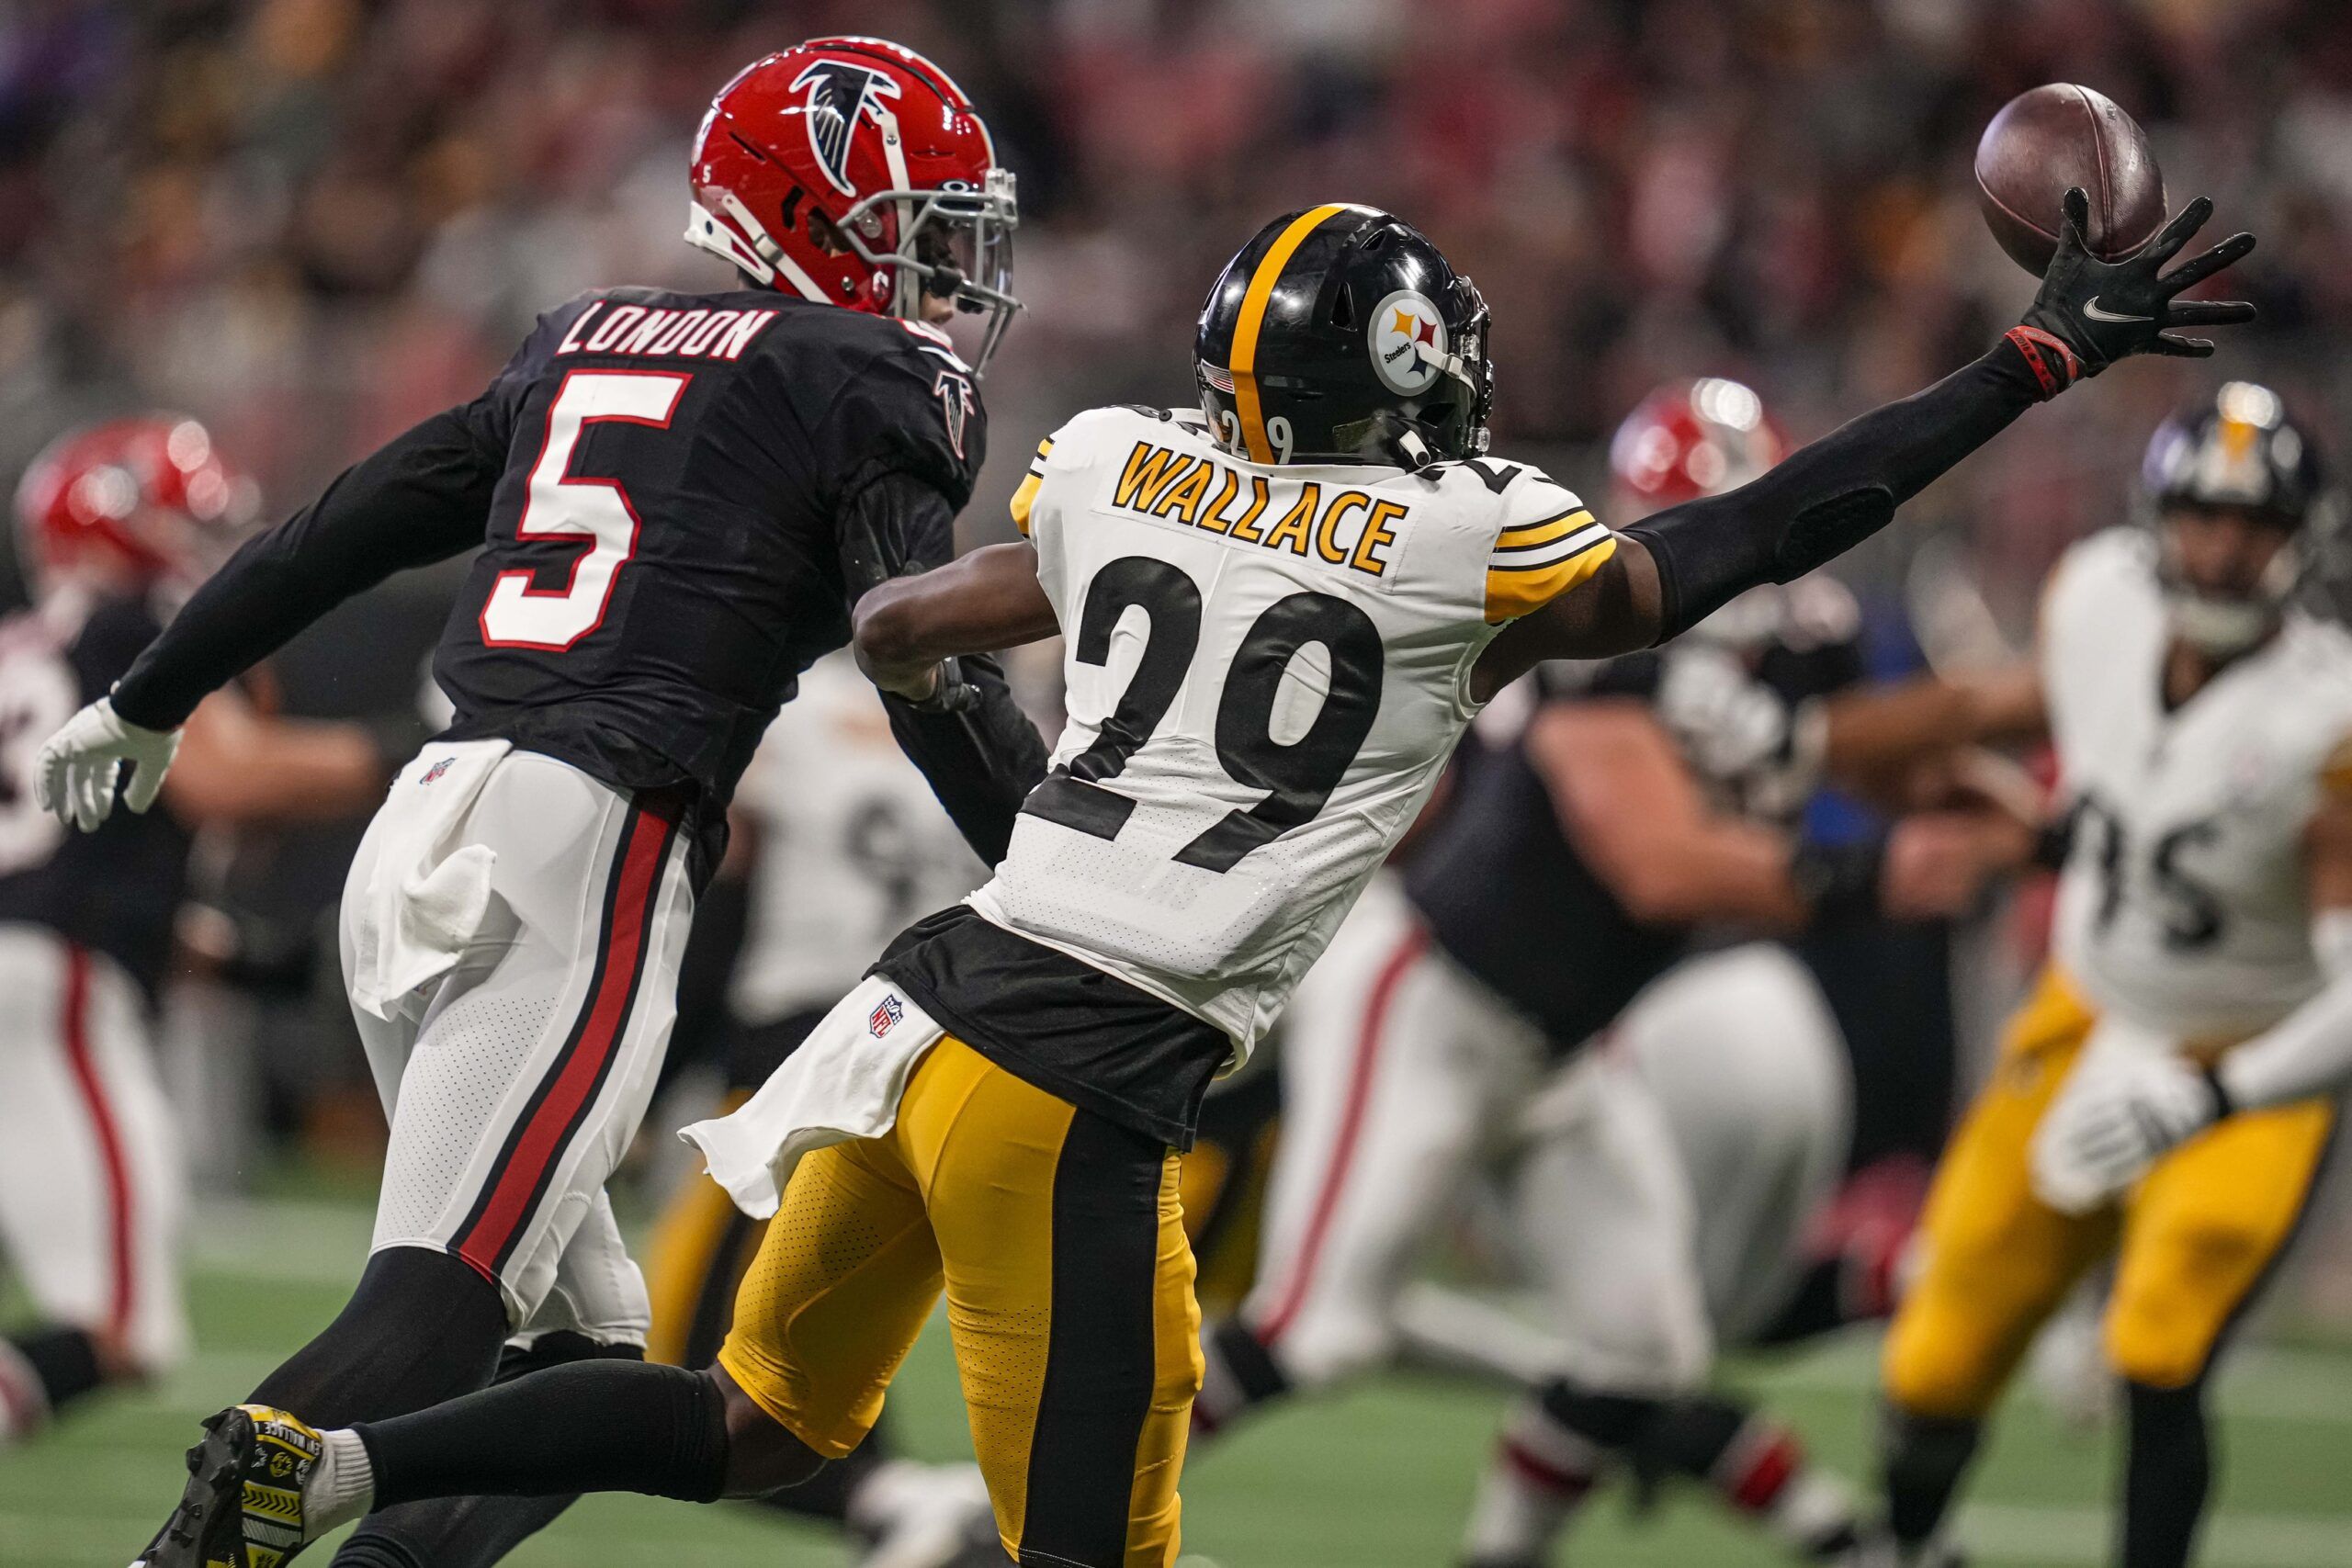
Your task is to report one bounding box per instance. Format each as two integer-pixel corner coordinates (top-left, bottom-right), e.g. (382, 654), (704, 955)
(130, 1405), (323, 1568)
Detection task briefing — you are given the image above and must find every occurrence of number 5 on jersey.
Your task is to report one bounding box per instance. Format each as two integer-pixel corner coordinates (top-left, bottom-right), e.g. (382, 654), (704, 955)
(480, 369), (690, 649)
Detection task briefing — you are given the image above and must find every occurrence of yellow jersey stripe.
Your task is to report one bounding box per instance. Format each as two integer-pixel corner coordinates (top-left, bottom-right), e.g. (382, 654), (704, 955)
(1495, 508), (1594, 549)
(1484, 532), (1617, 624)
(1010, 471), (1044, 536)
(1491, 519), (1612, 570)
(1232, 204), (1355, 464)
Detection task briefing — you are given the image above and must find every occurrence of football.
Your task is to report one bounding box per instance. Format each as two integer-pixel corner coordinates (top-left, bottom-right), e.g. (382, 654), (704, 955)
(1974, 83), (2167, 275)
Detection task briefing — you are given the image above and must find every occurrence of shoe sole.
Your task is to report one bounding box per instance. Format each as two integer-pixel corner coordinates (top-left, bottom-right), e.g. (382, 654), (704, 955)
(136, 1410), (255, 1568)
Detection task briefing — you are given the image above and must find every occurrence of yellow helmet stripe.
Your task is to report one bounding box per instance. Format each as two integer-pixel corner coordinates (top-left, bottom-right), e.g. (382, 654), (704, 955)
(1231, 204), (1357, 464)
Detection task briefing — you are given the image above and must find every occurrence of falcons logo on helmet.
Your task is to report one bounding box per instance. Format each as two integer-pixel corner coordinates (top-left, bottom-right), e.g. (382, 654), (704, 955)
(792, 59), (901, 196)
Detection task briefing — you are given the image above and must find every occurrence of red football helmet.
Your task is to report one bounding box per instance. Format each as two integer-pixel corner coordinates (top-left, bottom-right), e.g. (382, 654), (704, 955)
(686, 38), (1020, 370)
(1608, 378), (1788, 514)
(14, 415), (259, 597)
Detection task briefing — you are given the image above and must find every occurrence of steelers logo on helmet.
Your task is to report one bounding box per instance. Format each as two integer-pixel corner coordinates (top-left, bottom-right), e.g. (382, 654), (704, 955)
(1369, 288), (1447, 397)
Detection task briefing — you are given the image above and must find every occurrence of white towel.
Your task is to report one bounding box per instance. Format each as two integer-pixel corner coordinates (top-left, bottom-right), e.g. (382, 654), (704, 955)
(347, 740), (510, 1021)
(681, 976), (944, 1218)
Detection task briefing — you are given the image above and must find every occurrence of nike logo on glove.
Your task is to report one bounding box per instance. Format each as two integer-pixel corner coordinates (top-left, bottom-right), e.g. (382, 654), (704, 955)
(2081, 297), (2154, 323)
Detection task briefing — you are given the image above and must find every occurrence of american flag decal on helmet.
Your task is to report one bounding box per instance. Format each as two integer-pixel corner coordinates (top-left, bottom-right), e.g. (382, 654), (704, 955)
(791, 60), (901, 197)
(868, 993), (905, 1038)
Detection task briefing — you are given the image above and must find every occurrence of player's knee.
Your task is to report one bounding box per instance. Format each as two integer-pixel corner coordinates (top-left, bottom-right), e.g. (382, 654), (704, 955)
(714, 1367), (828, 1495)
(2103, 1306), (2218, 1391)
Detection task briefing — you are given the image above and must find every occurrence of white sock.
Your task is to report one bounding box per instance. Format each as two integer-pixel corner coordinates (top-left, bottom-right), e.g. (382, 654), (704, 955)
(303, 1427), (378, 1540)
(1458, 1411), (1604, 1564)
(844, 1458), (929, 1537)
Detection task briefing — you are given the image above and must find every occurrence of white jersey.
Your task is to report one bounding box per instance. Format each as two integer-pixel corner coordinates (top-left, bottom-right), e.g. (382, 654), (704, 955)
(2046, 528), (2352, 1040)
(730, 652), (987, 1022)
(966, 405), (1616, 1057)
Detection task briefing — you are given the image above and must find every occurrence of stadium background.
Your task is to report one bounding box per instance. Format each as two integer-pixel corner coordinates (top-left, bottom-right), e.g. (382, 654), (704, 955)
(7, 0), (2352, 1563)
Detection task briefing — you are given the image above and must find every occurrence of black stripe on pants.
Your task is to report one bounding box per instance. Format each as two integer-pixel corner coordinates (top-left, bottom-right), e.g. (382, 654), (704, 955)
(1021, 1108), (1165, 1567)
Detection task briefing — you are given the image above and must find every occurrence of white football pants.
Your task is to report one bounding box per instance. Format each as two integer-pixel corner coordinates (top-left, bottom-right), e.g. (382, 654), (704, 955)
(341, 744), (693, 1346)
(0, 926), (189, 1377)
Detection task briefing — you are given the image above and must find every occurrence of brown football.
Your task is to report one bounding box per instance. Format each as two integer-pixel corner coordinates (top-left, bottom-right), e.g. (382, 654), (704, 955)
(1974, 84), (2166, 275)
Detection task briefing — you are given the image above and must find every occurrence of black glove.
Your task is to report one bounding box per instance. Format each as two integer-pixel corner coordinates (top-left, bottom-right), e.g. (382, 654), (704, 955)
(2006, 187), (2256, 398)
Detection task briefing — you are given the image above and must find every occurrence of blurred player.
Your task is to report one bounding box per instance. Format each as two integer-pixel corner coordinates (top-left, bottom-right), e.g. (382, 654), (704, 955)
(1184, 379), (2032, 1567)
(1866, 384), (2352, 1568)
(166, 191), (2262, 1568)
(34, 37), (1049, 1568)
(0, 417), (397, 1445)
(640, 649), (1001, 1568)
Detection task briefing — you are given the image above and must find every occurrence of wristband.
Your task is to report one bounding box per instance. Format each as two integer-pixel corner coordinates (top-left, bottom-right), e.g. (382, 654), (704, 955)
(1790, 833), (1888, 927)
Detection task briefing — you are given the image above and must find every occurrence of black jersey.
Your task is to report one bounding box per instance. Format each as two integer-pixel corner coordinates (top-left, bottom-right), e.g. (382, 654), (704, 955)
(1405, 590), (1867, 1056)
(1405, 729), (1687, 1055)
(113, 288), (997, 864)
(0, 594), (192, 995)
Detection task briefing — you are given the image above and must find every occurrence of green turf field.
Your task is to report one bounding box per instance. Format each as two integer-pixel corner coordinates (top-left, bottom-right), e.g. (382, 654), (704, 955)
(7, 1197), (2352, 1567)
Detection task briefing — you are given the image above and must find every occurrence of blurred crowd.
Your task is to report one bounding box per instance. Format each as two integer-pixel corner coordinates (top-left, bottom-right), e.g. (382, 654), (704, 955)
(4, 0), (2352, 1194)
(7, 0), (2352, 607)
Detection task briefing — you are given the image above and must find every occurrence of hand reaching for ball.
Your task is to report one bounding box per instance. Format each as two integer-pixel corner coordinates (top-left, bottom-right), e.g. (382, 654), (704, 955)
(2007, 187), (2256, 396)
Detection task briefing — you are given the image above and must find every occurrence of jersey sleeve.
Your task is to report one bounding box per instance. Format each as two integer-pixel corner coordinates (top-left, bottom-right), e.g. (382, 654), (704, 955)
(1010, 434), (1053, 537)
(1483, 475), (1617, 624)
(110, 402), (508, 730)
(818, 329), (987, 514)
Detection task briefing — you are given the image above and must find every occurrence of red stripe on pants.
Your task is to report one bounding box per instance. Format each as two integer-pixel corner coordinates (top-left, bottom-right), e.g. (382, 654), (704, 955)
(456, 805), (668, 1278)
(1257, 926), (1426, 1344)
(59, 943), (135, 1333)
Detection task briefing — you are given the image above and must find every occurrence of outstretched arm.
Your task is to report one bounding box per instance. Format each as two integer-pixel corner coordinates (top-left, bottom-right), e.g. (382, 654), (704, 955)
(37, 405), (503, 829)
(1475, 190), (2256, 695)
(112, 408), (503, 730)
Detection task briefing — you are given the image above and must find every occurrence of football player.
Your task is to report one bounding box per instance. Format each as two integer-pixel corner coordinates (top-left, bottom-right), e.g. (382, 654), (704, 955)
(33, 38), (1048, 1568)
(640, 649), (1001, 1568)
(1868, 383), (2351, 1568)
(1185, 378), (2035, 1567)
(0, 416), (398, 1444)
(144, 190), (2253, 1568)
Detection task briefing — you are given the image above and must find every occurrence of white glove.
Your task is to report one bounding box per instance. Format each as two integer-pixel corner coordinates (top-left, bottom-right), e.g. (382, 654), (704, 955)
(2031, 1042), (2221, 1214)
(35, 697), (182, 832)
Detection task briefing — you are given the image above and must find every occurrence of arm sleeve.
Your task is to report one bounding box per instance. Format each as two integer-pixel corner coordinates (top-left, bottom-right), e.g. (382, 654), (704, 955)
(882, 653), (1051, 867)
(2216, 909), (2352, 1111)
(1623, 342), (2044, 640)
(840, 469), (1049, 865)
(110, 401), (506, 729)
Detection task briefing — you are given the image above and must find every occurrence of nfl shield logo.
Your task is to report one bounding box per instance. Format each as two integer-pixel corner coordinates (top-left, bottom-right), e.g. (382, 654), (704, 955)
(421, 758), (454, 785)
(868, 994), (905, 1038)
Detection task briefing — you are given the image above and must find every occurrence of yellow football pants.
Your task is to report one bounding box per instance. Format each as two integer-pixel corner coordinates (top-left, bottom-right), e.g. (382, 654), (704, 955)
(1883, 966), (2333, 1417)
(718, 1035), (1203, 1567)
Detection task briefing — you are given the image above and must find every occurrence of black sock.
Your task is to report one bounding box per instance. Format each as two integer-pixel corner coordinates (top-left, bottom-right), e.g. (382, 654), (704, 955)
(754, 1415), (888, 1528)
(328, 1334), (641, 1568)
(9, 1325), (106, 1415)
(249, 1248), (508, 1428)
(357, 1360), (730, 1507)
(1536, 1380), (1657, 1450)
(1879, 1406), (1981, 1547)
(2122, 1380), (2211, 1568)
(1193, 1317), (1292, 1437)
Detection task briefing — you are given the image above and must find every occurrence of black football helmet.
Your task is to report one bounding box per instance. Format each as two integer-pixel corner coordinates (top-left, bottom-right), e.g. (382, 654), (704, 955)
(1195, 205), (1493, 469)
(2141, 380), (2326, 529)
